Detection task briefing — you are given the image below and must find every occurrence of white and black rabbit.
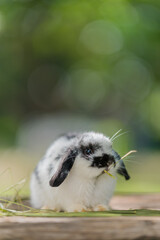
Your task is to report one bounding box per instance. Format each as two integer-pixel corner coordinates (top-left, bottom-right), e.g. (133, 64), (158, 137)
(30, 132), (130, 212)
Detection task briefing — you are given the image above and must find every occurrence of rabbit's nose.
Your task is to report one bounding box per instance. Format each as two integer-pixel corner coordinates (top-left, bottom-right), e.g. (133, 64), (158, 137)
(102, 154), (116, 167)
(91, 154), (116, 168)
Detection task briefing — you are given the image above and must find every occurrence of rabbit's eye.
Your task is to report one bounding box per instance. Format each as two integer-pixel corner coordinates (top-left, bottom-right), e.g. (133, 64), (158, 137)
(85, 148), (93, 155)
(81, 144), (94, 156)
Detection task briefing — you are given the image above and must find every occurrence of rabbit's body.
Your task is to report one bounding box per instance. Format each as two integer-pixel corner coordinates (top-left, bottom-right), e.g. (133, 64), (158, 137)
(30, 132), (130, 212)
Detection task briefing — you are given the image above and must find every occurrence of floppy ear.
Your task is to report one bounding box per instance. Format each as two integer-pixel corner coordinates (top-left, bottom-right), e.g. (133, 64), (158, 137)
(49, 148), (78, 187)
(117, 160), (130, 180)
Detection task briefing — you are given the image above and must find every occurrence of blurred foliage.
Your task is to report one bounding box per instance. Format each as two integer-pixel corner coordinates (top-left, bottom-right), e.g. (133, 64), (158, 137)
(0, 0), (160, 148)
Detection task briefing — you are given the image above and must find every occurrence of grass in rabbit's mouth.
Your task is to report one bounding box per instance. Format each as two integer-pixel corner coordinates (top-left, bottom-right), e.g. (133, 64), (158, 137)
(104, 150), (137, 178)
(104, 170), (115, 178)
(121, 150), (137, 160)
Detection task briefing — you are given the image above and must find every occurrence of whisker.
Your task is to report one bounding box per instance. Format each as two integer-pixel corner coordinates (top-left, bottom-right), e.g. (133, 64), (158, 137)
(110, 129), (122, 141)
(112, 131), (129, 142)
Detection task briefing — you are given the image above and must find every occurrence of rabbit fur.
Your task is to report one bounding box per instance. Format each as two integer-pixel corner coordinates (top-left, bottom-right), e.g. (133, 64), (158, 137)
(30, 132), (130, 212)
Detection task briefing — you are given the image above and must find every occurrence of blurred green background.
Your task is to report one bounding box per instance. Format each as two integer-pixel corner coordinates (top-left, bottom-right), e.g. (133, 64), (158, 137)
(0, 0), (160, 197)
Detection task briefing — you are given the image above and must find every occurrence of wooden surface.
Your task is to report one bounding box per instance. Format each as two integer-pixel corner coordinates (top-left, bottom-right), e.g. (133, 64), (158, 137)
(1, 216), (160, 240)
(110, 193), (160, 210)
(0, 194), (160, 240)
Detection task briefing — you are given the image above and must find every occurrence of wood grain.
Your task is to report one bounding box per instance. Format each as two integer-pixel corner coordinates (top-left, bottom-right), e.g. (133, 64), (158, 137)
(110, 193), (160, 210)
(0, 216), (160, 240)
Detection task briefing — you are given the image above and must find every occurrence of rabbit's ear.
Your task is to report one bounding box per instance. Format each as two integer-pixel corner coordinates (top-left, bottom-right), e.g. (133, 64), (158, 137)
(117, 161), (130, 180)
(49, 149), (78, 187)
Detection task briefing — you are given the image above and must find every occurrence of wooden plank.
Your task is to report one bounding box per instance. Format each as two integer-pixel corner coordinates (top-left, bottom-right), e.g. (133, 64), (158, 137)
(0, 216), (160, 240)
(110, 193), (160, 210)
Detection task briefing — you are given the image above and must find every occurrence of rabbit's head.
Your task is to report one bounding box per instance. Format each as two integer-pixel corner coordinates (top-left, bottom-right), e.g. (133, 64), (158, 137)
(49, 132), (130, 187)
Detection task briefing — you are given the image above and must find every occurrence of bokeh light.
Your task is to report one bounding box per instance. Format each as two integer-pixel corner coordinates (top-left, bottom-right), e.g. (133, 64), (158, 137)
(148, 89), (160, 139)
(28, 64), (63, 110)
(80, 20), (123, 55)
(111, 56), (153, 102)
(0, 12), (4, 32)
(63, 69), (107, 111)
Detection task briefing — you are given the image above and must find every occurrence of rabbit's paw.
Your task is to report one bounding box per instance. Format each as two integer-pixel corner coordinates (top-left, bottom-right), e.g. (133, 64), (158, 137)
(41, 205), (49, 210)
(41, 206), (58, 211)
(93, 204), (109, 212)
(67, 204), (89, 212)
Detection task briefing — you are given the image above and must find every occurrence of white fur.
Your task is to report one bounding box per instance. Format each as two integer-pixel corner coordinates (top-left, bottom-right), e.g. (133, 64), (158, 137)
(30, 132), (120, 212)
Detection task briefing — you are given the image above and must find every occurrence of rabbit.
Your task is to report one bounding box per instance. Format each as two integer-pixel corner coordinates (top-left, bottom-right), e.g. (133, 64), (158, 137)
(30, 132), (130, 212)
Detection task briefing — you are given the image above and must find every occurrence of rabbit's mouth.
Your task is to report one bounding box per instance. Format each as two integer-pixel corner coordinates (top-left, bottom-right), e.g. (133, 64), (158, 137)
(103, 162), (115, 173)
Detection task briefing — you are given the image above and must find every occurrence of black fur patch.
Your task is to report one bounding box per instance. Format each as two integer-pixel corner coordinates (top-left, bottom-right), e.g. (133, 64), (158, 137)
(117, 161), (130, 180)
(80, 143), (102, 158)
(114, 151), (130, 180)
(49, 148), (78, 187)
(91, 154), (115, 168)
